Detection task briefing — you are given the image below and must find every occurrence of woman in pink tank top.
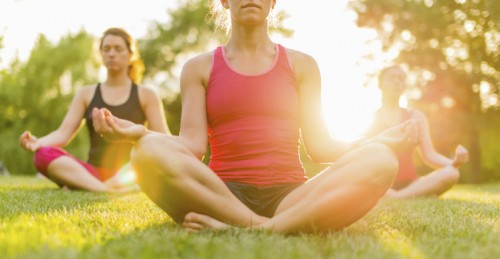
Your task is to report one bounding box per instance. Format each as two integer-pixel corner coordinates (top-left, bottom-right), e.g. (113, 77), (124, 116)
(94, 0), (419, 234)
(366, 65), (469, 198)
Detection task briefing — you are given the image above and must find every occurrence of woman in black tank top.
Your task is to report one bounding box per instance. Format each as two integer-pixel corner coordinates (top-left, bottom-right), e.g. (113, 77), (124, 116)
(19, 28), (169, 192)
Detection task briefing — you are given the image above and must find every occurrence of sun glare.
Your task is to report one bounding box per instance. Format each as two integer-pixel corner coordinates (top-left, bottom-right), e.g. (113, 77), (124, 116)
(274, 1), (390, 142)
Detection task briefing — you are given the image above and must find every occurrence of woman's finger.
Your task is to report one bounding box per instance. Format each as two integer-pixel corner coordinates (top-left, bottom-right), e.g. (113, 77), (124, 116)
(94, 108), (114, 134)
(105, 114), (122, 135)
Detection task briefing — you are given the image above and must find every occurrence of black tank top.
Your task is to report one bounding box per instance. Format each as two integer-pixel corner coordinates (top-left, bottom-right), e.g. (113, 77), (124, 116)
(85, 83), (146, 170)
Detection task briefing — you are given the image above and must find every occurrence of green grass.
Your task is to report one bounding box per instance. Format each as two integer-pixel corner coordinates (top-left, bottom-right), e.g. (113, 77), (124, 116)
(1, 176), (499, 259)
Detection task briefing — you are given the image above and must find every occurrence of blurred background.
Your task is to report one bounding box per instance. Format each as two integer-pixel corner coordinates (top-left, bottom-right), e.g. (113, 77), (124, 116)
(0, 0), (499, 183)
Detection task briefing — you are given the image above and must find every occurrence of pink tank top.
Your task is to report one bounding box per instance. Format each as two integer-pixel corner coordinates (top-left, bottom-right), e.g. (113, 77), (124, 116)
(206, 44), (307, 186)
(392, 109), (418, 183)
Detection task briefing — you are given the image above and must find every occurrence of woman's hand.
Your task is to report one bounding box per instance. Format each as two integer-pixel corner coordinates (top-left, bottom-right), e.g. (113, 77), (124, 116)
(92, 108), (147, 143)
(373, 119), (420, 152)
(451, 145), (469, 168)
(19, 130), (41, 152)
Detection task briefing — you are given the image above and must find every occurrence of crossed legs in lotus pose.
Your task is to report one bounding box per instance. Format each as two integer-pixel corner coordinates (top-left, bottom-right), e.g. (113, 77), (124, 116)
(132, 134), (398, 234)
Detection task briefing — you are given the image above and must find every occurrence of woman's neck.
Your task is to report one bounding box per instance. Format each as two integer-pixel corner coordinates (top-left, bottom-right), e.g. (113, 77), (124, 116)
(105, 72), (131, 87)
(381, 95), (401, 109)
(227, 23), (273, 54)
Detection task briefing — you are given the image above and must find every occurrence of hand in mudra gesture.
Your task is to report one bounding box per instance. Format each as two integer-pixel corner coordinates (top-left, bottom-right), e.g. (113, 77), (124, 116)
(374, 119), (420, 152)
(19, 130), (41, 152)
(452, 145), (469, 168)
(92, 108), (146, 143)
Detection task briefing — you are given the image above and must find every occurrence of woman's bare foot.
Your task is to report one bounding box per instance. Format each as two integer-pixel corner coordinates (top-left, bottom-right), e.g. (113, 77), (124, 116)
(182, 212), (231, 233)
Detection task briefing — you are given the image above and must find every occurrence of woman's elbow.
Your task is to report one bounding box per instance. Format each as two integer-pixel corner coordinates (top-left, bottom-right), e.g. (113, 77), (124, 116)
(191, 147), (207, 160)
(180, 139), (207, 159)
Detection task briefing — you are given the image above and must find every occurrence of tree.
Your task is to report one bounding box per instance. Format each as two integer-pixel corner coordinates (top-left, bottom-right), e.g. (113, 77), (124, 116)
(350, 0), (500, 182)
(0, 31), (98, 175)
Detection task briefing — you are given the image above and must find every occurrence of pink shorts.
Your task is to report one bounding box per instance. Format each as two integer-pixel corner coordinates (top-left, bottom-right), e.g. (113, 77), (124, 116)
(34, 146), (115, 182)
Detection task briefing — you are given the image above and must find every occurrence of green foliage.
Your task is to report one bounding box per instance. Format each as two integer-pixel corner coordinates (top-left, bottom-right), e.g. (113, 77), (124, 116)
(0, 31), (98, 175)
(2, 177), (500, 258)
(478, 110), (500, 181)
(140, 0), (223, 79)
(350, 0), (500, 182)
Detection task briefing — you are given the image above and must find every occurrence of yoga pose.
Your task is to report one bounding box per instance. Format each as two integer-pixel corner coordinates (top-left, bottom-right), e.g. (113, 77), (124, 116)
(366, 65), (469, 198)
(19, 28), (168, 192)
(94, 0), (417, 233)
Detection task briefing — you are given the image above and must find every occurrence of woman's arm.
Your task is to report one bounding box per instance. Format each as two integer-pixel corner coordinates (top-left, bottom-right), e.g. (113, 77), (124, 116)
(290, 49), (351, 163)
(176, 53), (212, 159)
(139, 86), (170, 134)
(414, 110), (468, 168)
(20, 87), (91, 151)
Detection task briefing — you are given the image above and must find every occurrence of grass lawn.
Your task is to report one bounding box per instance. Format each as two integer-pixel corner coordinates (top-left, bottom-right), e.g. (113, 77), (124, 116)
(1, 176), (499, 259)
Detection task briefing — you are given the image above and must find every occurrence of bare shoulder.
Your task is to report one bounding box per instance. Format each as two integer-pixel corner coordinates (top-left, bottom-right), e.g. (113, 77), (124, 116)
(137, 85), (159, 99)
(74, 84), (97, 105)
(283, 47), (318, 70)
(182, 51), (213, 73)
(410, 109), (427, 120)
(181, 51), (214, 88)
(283, 47), (319, 81)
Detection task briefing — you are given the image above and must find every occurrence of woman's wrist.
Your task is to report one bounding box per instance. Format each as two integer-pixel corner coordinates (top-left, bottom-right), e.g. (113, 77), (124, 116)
(451, 159), (462, 168)
(351, 137), (371, 149)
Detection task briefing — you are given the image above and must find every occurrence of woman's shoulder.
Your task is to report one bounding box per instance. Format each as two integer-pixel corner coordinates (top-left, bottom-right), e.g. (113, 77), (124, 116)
(282, 46), (317, 64)
(137, 85), (160, 99)
(74, 84), (98, 102)
(183, 50), (214, 70)
(180, 50), (215, 86)
(407, 108), (426, 119)
(281, 46), (320, 83)
(282, 46), (319, 74)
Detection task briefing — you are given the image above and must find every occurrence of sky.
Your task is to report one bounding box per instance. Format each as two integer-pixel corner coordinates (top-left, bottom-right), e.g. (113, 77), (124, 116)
(0, 0), (392, 141)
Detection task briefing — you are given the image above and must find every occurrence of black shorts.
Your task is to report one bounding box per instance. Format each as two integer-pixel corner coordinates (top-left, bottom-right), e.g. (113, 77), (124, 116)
(224, 182), (302, 218)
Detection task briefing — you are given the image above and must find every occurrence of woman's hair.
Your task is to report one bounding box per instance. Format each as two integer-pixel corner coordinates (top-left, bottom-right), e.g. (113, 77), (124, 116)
(99, 28), (145, 84)
(209, 0), (278, 34)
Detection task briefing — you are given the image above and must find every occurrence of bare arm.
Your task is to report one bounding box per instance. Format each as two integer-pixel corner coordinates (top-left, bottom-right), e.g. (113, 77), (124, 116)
(415, 110), (468, 168)
(176, 53), (212, 159)
(139, 86), (170, 134)
(291, 49), (351, 163)
(19, 87), (90, 152)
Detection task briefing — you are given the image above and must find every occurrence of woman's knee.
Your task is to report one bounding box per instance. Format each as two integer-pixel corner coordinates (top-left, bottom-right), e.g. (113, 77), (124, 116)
(131, 134), (188, 178)
(34, 146), (69, 177)
(440, 166), (460, 187)
(133, 135), (179, 161)
(359, 143), (399, 186)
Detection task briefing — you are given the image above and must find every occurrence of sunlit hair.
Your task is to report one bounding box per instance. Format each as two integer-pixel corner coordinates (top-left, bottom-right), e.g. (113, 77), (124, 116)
(378, 65), (406, 88)
(99, 28), (145, 84)
(209, 0), (278, 34)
